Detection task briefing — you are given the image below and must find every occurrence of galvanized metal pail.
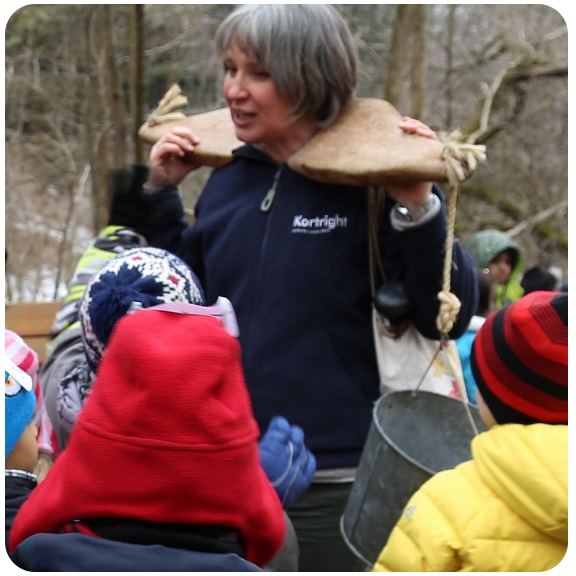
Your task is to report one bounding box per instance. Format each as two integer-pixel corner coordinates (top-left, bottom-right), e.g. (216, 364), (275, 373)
(341, 390), (486, 567)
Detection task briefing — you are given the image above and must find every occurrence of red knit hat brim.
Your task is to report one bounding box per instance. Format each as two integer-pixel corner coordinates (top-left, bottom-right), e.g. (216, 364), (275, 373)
(9, 311), (285, 566)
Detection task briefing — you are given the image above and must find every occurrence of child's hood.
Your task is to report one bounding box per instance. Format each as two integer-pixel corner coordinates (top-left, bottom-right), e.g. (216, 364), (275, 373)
(472, 423), (567, 543)
(465, 229), (523, 276)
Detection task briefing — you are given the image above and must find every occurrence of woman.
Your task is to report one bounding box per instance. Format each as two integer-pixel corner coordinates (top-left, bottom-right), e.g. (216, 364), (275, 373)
(141, 5), (478, 571)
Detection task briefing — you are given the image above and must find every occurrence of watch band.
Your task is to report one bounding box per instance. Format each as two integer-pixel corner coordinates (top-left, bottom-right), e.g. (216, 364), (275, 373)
(391, 194), (440, 230)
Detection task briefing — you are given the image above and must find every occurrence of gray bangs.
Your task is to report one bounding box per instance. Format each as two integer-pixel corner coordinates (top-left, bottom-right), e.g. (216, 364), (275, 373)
(215, 5), (274, 65)
(215, 5), (357, 128)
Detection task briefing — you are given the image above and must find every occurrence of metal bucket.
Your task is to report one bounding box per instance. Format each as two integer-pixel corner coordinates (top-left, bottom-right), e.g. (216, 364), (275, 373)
(341, 390), (486, 567)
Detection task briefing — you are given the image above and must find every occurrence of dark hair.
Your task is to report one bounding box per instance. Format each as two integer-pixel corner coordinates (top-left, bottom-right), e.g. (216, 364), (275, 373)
(521, 266), (558, 294)
(477, 269), (495, 317)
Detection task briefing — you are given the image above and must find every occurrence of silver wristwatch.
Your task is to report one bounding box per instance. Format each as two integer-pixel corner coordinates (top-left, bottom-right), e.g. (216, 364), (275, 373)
(391, 194), (440, 229)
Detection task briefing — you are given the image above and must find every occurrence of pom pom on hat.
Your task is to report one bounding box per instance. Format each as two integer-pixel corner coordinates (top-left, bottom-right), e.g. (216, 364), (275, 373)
(5, 332), (37, 458)
(471, 291), (567, 425)
(80, 247), (204, 370)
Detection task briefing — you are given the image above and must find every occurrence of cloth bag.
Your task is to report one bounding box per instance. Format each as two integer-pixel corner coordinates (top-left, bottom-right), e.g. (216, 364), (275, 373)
(367, 189), (465, 399)
(372, 311), (464, 397)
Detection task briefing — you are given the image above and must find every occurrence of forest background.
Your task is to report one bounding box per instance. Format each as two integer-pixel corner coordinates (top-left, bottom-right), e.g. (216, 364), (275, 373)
(4, 4), (568, 302)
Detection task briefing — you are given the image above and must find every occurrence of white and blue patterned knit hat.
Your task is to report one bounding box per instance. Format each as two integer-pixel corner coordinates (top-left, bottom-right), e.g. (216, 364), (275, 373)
(80, 247), (205, 370)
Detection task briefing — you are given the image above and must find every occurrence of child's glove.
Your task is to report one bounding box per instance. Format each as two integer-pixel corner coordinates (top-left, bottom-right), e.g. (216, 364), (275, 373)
(259, 416), (316, 509)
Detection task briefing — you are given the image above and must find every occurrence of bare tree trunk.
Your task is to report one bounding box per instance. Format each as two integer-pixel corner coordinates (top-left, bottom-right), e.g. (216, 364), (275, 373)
(385, 5), (427, 118)
(86, 5), (124, 231)
(444, 5), (457, 127)
(104, 5), (127, 170)
(130, 4), (145, 164)
(385, 5), (408, 107)
(84, 7), (102, 235)
(410, 5), (426, 119)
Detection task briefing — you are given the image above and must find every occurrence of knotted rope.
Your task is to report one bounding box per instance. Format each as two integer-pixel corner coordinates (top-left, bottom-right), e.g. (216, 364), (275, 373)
(435, 131), (486, 337)
(433, 131), (486, 432)
(145, 84), (188, 126)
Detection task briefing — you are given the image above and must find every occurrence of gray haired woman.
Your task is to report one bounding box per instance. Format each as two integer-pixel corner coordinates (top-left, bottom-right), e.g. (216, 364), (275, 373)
(142, 4), (478, 571)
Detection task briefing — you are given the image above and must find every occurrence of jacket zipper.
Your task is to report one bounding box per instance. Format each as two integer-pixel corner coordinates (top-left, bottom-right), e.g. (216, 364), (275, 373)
(245, 166), (283, 358)
(260, 166), (283, 212)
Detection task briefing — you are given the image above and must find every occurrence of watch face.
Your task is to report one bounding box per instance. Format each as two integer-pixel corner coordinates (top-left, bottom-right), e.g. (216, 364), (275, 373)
(397, 205), (411, 219)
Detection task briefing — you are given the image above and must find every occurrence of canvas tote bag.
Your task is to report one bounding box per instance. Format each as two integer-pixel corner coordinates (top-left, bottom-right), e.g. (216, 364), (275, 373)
(367, 189), (465, 398)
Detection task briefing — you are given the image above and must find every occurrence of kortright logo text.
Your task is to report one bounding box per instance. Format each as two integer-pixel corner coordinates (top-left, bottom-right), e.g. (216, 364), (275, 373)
(292, 214), (348, 234)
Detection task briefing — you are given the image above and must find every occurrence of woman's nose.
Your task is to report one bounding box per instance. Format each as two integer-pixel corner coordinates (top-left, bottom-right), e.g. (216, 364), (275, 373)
(224, 74), (248, 101)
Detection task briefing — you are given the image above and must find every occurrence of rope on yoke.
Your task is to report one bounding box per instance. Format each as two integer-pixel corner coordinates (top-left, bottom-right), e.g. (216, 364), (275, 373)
(436, 131), (486, 337)
(435, 131), (486, 433)
(145, 84), (188, 126)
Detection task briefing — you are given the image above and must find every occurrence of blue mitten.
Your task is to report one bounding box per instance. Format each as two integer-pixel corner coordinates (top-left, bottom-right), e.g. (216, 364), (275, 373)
(259, 416), (317, 509)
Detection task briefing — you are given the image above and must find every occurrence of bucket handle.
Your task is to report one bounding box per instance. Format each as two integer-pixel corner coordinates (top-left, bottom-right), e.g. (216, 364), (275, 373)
(413, 336), (479, 436)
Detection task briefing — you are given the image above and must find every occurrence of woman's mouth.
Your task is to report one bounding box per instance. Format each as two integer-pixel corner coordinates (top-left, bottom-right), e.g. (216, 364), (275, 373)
(231, 109), (256, 127)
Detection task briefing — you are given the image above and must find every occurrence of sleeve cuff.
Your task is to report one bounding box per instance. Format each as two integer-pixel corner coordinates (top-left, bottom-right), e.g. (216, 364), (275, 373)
(143, 183), (175, 196)
(5, 470), (38, 482)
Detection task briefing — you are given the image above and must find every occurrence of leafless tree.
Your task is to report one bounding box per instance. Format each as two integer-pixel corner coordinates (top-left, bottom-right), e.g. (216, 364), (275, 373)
(4, 4), (568, 302)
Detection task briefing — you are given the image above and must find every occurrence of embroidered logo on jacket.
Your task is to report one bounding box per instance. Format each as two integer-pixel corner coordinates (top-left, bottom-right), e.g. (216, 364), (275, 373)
(292, 214), (348, 234)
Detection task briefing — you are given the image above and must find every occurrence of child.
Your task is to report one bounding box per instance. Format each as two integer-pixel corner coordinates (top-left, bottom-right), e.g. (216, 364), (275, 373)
(455, 268), (495, 403)
(54, 245), (206, 447)
(373, 290), (567, 572)
(48, 244), (315, 510)
(464, 229), (524, 308)
(9, 305), (298, 570)
(520, 265), (559, 294)
(5, 330), (58, 480)
(5, 357), (39, 549)
(40, 165), (153, 449)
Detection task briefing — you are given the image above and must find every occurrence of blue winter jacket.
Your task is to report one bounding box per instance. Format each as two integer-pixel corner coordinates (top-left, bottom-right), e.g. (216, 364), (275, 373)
(144, 146), (478, 470)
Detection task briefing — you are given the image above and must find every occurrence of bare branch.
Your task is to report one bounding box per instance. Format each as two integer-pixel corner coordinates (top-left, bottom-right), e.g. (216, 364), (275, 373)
(506, 199), (568, 237)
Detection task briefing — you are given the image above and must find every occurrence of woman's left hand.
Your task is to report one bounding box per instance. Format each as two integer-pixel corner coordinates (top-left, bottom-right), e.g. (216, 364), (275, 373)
(385, 116), (438, 209)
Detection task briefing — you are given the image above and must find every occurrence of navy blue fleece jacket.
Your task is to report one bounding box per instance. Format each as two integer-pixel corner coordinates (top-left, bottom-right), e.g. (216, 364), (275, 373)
(10, 533), (260, 571)
(140, 146), (478, 470)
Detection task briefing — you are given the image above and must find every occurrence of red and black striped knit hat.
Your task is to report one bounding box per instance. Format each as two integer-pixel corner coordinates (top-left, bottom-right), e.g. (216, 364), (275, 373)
(471, 290), (567, 425)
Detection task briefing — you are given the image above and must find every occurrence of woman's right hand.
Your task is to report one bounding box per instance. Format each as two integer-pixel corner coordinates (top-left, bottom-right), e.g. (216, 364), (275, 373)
(147, 126), (201, 187)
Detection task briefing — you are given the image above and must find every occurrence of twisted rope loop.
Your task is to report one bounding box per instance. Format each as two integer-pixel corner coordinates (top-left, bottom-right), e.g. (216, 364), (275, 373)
(435, 131), (486, 336)
(145, 83), (188, 126)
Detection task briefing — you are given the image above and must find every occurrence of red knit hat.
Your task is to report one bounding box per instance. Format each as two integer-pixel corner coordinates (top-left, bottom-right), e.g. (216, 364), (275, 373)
(9, 308), (285, 566)
(471, 291), (567, 425)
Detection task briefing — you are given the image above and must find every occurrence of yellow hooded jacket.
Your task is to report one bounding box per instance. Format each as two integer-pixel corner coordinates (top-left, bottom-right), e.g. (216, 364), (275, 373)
(373, 423), (567, 572)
